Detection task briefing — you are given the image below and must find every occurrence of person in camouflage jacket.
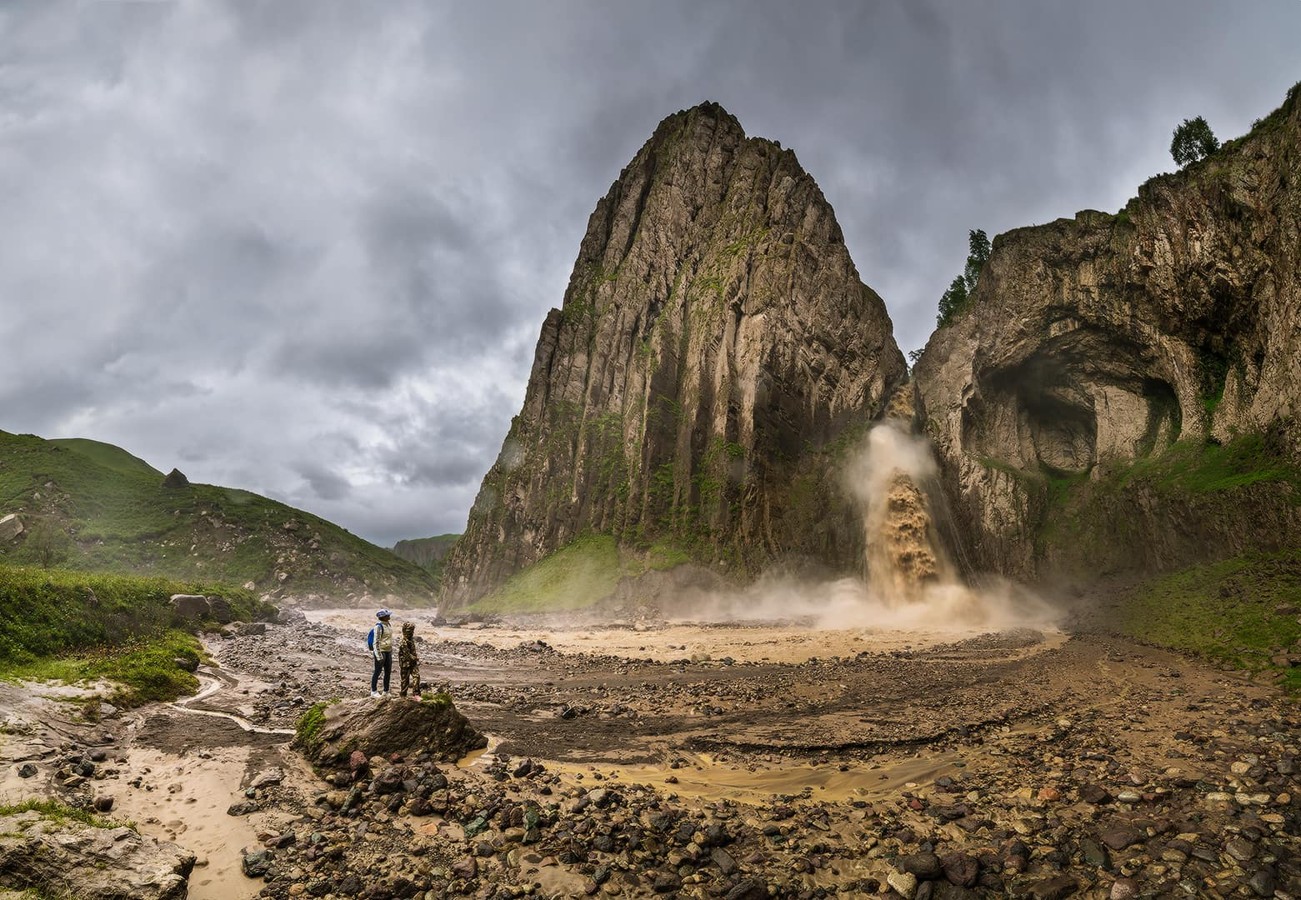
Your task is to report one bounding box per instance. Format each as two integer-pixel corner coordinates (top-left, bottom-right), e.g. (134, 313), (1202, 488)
(398, 621), (421, 698)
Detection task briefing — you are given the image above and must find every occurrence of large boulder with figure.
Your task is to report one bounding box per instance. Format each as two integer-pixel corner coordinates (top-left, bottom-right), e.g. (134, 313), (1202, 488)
(294, 694), (487, 768)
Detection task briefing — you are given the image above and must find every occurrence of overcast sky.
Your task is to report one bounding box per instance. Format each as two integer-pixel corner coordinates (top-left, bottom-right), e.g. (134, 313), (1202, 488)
(1, 1), (1297, 547)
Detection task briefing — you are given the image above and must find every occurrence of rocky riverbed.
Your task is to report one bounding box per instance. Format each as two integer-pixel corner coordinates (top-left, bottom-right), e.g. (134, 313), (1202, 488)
(2, 608), (1299, 899)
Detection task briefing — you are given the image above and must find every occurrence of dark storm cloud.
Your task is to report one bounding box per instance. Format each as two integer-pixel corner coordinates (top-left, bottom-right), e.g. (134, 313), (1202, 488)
(1, 0), (1298, 547)
(292, 460), (353, 503)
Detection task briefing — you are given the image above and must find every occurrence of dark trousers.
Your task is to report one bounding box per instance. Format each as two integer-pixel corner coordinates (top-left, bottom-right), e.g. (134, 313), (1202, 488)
(371, 652), (392, 693)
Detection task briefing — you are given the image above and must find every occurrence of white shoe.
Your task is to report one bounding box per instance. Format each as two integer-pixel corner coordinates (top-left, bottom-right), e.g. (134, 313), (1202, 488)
(369, 691), (380, 698)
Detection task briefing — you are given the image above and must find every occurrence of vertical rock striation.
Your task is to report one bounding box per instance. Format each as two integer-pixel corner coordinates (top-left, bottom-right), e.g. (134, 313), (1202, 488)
(914, 84), (1301, 581)
(442, 102), (905, 606)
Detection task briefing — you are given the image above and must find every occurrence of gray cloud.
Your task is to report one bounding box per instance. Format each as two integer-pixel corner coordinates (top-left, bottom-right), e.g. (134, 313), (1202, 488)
(1, 0), (1298, 548)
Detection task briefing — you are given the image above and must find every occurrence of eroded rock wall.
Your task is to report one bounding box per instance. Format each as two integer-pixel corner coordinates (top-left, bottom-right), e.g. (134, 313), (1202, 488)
(442, 103), (905, 605)
(914, 86), (1301, 581)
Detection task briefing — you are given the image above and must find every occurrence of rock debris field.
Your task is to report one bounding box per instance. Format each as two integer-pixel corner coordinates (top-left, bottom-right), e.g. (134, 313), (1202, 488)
(2, 608), (1300, 900)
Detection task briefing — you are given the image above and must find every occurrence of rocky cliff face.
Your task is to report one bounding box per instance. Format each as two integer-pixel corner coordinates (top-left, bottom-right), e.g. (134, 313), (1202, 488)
(442, 103), (906, 605)
(915, 85), (1301, 582)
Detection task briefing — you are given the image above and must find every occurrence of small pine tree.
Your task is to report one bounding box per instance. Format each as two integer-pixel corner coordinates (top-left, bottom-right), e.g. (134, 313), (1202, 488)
(936, 275), (968, 328)
(963, 229), (991, 294)
(936, 229), (990, 328)
(1170, 116), (1219, 167)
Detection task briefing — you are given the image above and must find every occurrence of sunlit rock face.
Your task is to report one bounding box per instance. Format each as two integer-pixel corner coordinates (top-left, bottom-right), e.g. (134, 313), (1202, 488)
(914, 86), (1301, 581)
(441, 102), (906, 606)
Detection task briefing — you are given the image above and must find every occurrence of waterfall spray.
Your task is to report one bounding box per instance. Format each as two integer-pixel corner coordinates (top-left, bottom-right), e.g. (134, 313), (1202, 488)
(847, 420), (957, 606)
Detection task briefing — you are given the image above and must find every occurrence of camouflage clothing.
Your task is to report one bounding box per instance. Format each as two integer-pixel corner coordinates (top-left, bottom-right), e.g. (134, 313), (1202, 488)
(399, 622), (421, 697)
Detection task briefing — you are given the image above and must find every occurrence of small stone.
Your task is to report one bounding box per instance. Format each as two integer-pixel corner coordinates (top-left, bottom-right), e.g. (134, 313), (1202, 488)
(1225, 837), (1255, 863)
(1027, 875), (1078, 900)
(887, 870), (918, 899)
(1100, 827), (1141, 851)
(1079, 837), (1110, 870)
(940, 851), (979, 888)
(1109, 878), (1138, 900)
(241, 849), (272, 878)
(17, 763), (37, 778)
(1248, 867), (1277, 897)
(1079, 783), (1112, 804)
(92, 795), (114, 813)
(900, 851), (942, 880)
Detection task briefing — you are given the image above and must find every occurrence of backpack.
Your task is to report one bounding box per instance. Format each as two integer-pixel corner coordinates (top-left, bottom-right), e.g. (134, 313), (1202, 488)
(366, 624), (378, 651)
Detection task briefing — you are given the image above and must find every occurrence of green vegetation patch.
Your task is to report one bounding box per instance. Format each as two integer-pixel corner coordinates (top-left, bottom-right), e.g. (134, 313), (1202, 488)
(0, 564), (268, 665)
(0, 798), (124, 830)
(472, 535), (622, 613)
(1117, 433), (1300, 497)
(5, 630), (205, 708)
(422, 691), (453, 711)
(0, 564), (271, 706)
(1121, 550), (1301, 692)
(294, 699), (338, 753)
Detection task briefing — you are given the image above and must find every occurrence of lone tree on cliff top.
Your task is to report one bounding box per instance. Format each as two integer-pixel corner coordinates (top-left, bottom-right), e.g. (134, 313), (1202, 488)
(936, 229), (991, 328)
(1170, 116), (1219, 167)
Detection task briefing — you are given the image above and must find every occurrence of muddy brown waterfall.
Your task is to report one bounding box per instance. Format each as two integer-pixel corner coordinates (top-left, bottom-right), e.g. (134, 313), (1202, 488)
(850, 386), (958, 607)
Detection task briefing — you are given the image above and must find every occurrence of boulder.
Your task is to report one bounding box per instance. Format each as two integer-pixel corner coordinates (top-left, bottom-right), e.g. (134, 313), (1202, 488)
(295, 695), (487, 767)
(205, 595), (234, 624)
(161, 468), (189, 489)
(0, 810), (194, 899)
(275, 606), (307, 625)
(169, 594), (209, 621)
(0, 514), (22, 543)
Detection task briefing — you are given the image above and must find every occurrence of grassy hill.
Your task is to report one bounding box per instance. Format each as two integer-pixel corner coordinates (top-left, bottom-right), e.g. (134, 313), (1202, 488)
(0, 430), (438, 604)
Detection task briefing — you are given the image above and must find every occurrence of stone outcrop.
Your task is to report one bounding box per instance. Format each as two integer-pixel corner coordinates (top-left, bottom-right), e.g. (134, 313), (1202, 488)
(161, 468), (189, 489)
(296, 696), (487, 767)
(442, 102), (906, 605)
(0, 514), (21, 543)
(0, 810), (195, 900)
(914, 84), (1301, 581)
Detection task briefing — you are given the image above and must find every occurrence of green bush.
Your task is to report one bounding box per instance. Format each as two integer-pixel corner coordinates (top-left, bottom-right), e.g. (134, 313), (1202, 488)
(1170, 116), (1220, 167)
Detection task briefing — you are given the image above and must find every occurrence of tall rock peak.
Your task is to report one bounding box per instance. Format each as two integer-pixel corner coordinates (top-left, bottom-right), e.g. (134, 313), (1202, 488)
(441, 105), (906, 606)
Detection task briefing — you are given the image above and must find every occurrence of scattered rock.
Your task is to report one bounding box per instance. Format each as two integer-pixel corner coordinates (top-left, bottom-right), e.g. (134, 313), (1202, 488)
(0, 810), (194, 899)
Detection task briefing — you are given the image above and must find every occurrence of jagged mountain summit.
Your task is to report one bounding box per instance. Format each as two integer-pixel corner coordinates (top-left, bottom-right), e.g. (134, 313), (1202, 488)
(441, 102), (906, 606)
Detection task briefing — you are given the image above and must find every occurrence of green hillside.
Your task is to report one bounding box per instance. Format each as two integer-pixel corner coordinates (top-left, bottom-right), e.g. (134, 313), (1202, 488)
(0, 431), (438, 603)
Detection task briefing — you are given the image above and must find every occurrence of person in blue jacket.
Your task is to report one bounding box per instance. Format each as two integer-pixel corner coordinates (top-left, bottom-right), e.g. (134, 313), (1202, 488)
(368, 609), (393, 698)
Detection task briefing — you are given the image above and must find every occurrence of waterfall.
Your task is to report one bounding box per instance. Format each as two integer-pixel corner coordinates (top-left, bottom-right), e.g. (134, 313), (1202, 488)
(847, 388), (960, 607)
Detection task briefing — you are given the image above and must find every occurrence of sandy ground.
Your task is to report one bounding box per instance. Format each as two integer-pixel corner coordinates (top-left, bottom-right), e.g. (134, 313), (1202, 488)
(304, 607), (1061, 665)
